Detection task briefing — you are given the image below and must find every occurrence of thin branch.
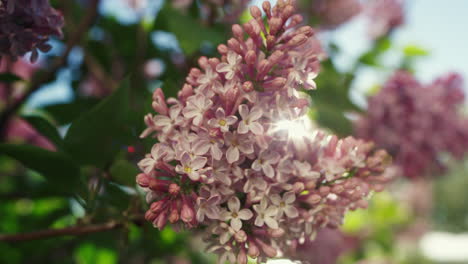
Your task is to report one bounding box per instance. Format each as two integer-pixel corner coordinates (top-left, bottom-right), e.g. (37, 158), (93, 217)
(0, 220), (122, 242)
(0, 0), (101, 137)
(0, 215), (145, 242)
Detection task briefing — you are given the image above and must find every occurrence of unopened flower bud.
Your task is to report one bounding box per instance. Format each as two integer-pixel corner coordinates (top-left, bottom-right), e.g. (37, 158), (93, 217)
(234, 230), (248, 243)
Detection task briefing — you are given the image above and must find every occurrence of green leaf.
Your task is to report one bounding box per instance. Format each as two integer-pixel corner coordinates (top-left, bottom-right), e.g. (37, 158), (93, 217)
(44, 98), (100, 125)
(109, 159), (138, 186)
(403, 44), (430, 57)
(0, 73), (22, 83)
(156, 6), (226, 55)
(64, 80), (131, 168)
(22, 115), (64, 150)
(0, 144), (80, 190)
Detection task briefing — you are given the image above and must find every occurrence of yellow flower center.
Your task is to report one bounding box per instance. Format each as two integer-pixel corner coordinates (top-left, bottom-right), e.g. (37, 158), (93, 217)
(231, 212), (238, 218)
(280, 202), (286, 207)
(218, 119), (227, 126)
(184, 166), (192, 173)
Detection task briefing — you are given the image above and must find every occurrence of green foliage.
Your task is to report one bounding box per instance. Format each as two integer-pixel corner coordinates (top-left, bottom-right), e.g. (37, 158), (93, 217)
(0, 144), (81, 192)
(0, 73), (22, 83)
(155, 5), (226, 55)
(22, 115), (64, 150)
(64, 80), (131, 168)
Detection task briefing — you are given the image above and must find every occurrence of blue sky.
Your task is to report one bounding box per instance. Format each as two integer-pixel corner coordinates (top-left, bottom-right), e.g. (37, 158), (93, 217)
(27, 0), (468, 108)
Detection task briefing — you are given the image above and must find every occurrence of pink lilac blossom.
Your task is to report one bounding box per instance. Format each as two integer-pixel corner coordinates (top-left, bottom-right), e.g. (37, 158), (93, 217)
(355, 71), (468, 179)
(137, 1), (392, 262)
(365, 0), (405, 39)
(309, 0), (362, 29)
(0, 0), (64, 62)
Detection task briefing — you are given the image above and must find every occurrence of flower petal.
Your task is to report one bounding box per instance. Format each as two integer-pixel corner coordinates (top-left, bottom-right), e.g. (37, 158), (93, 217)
(228, 197), (240, 212)
(249, 122), (264, 135)
(285, 206), (299, 218)
(238, 209), (253, 220)
(231, 218), (242, 231)
(226, 146), (239, 163)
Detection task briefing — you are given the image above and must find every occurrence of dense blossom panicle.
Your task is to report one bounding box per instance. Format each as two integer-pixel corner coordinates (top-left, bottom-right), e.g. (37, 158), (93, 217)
(309, 0), (362, 29)
(365, 0), (405, 39)
(0, 0), (64, 62)
(137, 1), (392, 262)
(356, 71), (468, 179)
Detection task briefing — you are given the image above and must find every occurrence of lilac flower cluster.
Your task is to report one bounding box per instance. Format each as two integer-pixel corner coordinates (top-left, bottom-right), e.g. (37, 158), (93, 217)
(0, 0), (64, 62)
(309, 0), (362, 29)
(137, 1), (391, 262)
(356, 71), (468, 179)
(365, 0), (405, 39)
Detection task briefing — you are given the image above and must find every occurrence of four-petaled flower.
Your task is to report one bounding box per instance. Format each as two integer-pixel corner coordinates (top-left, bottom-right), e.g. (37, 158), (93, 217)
(196, 195), (221, 222)
(216, 51), (242, 80)
(208, 107), (238, 132)
(238, 104), (264, 135)
(270, 191), (299, 218)
(154, 104), (183, 133)
(253, 197), (279, 229)
(183, 94), (213, 125)
(252, 150), (281, 178)
(224, 132), (254, 163)
(176, 152), (208, 181)
(222, 197), (253, 231)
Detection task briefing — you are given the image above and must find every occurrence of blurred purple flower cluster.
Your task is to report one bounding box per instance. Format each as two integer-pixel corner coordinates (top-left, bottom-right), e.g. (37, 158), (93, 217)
(356, 71), (468, 179)
(0, 59), (55, 150)
(172, 0), (250, 23)
(0, 0), (64, 62)
(309, 0), (362, 29)
(136, 1), (392, 262)
(365, 0), (405, 39)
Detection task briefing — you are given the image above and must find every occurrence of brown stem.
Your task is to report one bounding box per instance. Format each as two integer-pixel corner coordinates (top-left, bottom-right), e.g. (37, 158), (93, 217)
(0, 0), (101, 138)
(0, 220), (122, 242)
(0, 215), (145, 242)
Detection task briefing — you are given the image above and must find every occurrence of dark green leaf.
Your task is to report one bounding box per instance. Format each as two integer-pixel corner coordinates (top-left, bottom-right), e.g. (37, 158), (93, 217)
(44, 98), (100, 125)
(156, 6), (226, 55)
(64, 80), (131, 168)
(0, 73), (22, 83)
(0, 144), (80, 190)
(22, 115), (64, 150)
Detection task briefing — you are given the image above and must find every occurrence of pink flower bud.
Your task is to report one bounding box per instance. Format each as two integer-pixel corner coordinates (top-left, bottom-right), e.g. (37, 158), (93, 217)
(242, 81), (253, 93)
(268, 17), (283, 36)
(245, 50), (257, 65)
(217, 44), (228, 55)
(250, 6), (262, 19)
(269, 228), (285, 238)
(307, 194), (322, 204)
(154, 209), (168, 230)
(151, 88), (168, 115)
(169, 201), (180, 223)
(232, 24), (244, 39)
(255, 239), (277, 258)
(227, 38), (242, 54)
(281, 5), (294, 20)
(262, 1), (271, 18)
(247, 241), (260, 258)
(234, 230), (248, 243)
(319, 186), (331, 196)
(180, 197), (195, 223)
(237, 247), (248, 264)
(149, 179), (170, 192)
(168, 183), (181, 196)
(136, 173), (151, 187)
(145, 210), (157, 221)
(288, 34), (307, 47)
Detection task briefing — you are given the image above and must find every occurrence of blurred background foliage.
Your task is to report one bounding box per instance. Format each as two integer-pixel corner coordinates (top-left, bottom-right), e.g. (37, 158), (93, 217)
(0, 0), (467, 263)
